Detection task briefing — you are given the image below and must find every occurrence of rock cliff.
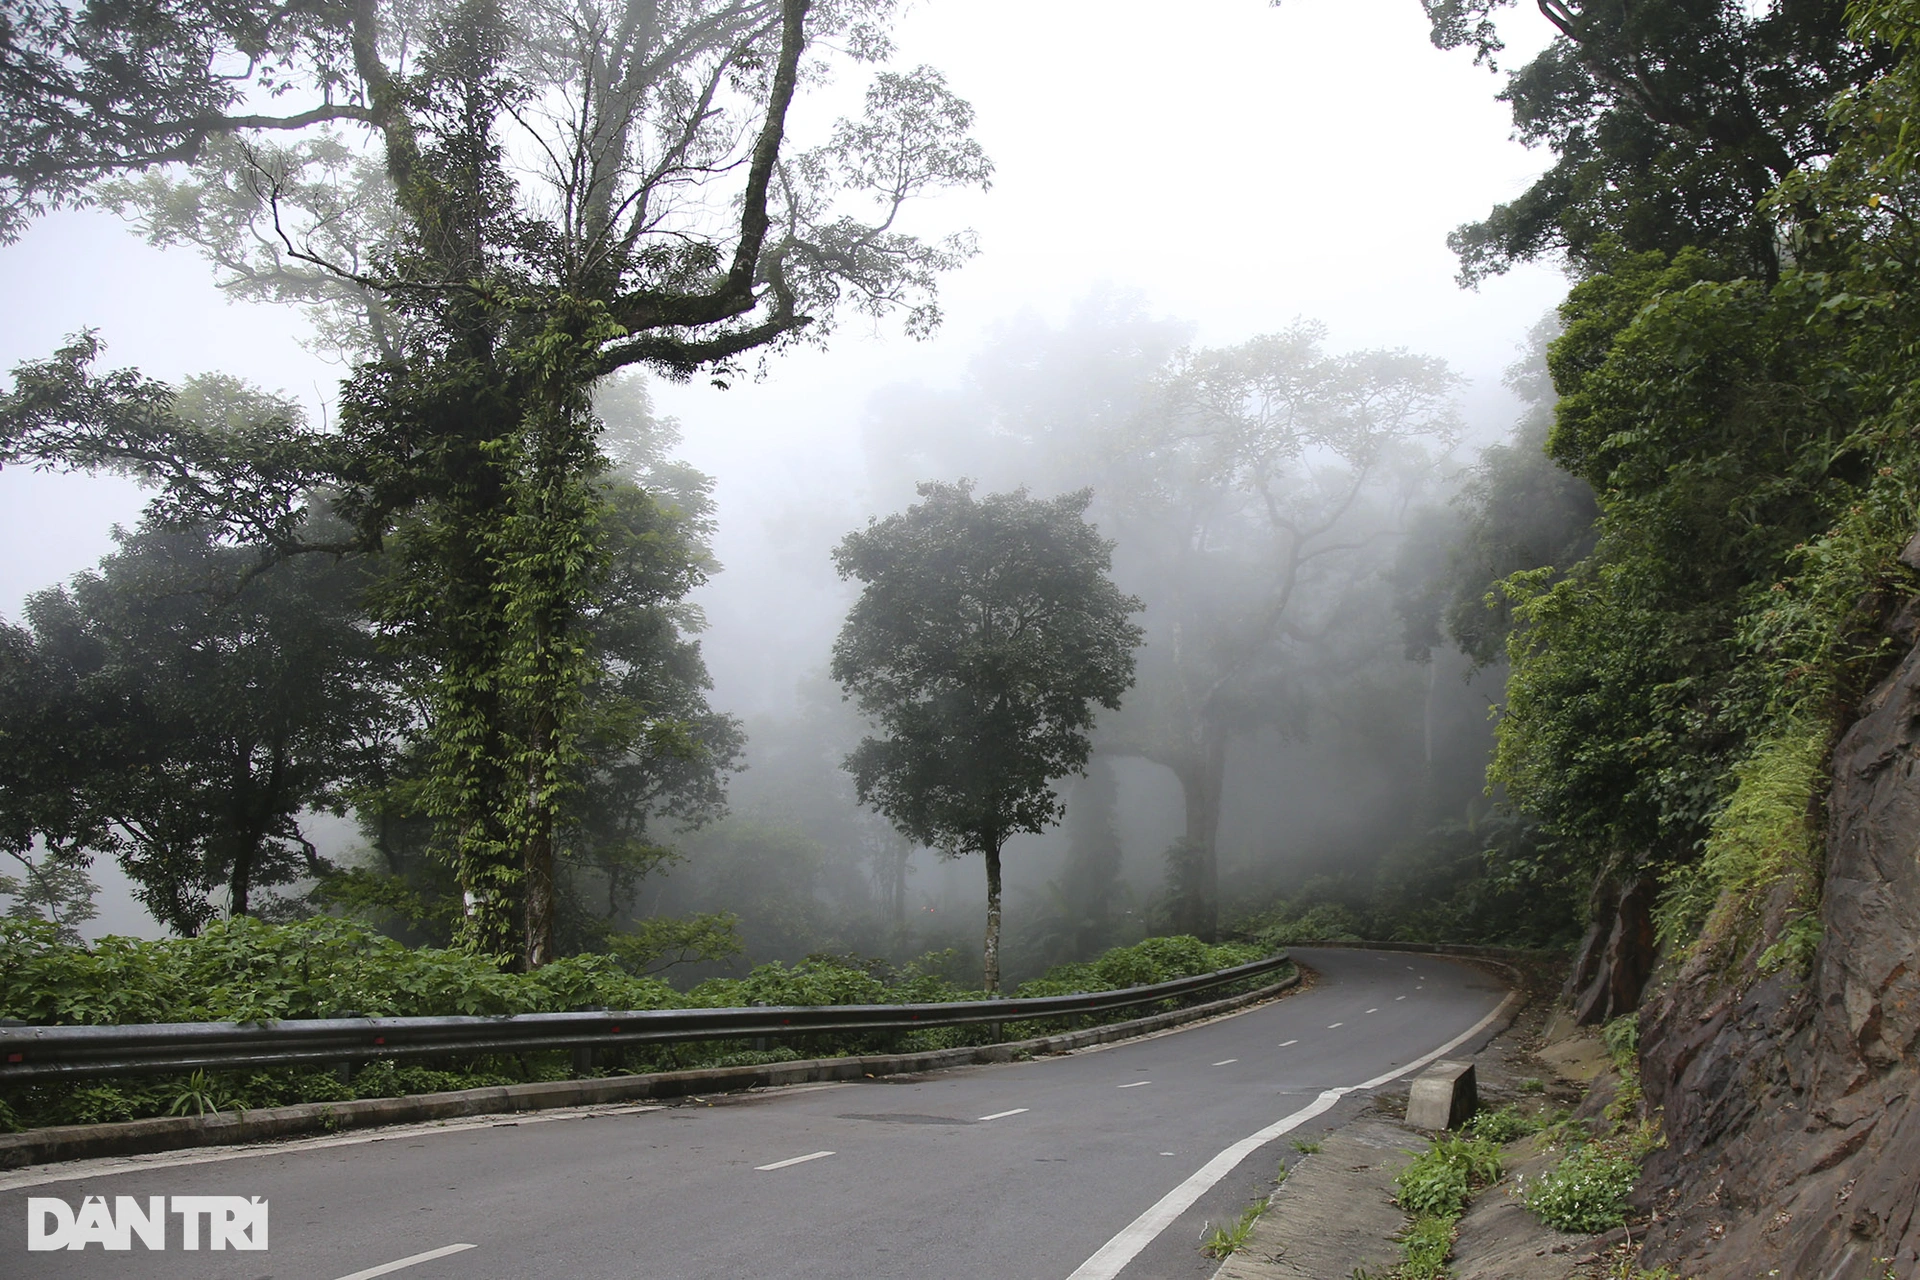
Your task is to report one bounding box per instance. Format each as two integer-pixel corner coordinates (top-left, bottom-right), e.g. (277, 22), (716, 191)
(1632, 637), (1920, 1278)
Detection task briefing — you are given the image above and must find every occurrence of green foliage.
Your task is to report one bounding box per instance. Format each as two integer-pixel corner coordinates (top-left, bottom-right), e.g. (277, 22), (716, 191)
(0, 849), (97, 944)
(0, 915), (679, 1025)
(1397, 1212), (1457, 1280)
(1394, 1134), (1503, 1218)
(0, 506), (394, 932)
(1199, 1200), (1266, 1259)
(832, 481), (1143, 991)
(1465, 1105), (1535, 1145)
(604, 913), (744, 976)
(1013, 934), (1261, 996)
(1602, 1014), (1640, 1073)
(0, 922), (1274, 1131)
(1522, 1143), (1640, 1234)
(167, 1070), (235, 1117)
(1292, 1138), (1323, 1155)
(1757, 912), (1824, 977)
(1432, 0), (1920, 991)
(1229, 805), (1588, 952)
(1240, 901), (1368, 947)
(1425, 0), (1881, 284)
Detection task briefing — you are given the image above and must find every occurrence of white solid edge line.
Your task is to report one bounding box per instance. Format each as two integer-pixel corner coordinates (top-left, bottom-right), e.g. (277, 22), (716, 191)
(331, 1242), (476, 1280)
(1063, 987), (1518, 1280)
(755, 1150), (835, 1171)
(978, 1108), (1030, 1121)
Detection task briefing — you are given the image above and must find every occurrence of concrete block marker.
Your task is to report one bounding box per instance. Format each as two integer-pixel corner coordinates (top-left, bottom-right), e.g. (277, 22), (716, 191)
(1404, 1059), (1479, 1131)
(1068, 984), (1520, 1280)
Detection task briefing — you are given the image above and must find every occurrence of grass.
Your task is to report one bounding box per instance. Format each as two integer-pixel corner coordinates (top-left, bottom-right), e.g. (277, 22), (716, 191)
(1396, 1213), (1457, 1280)
(1200, 1199), (1268, 1259)
(1292, 1137), (1323, 1154)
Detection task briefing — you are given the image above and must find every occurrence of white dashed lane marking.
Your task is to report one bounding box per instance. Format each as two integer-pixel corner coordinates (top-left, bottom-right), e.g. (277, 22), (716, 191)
(1366, 1008), (1379, 1014)
(756, 1150), (835, 1171)
(1117, 1081), (1152, 1089)
(977, 1108), (1028, 1121)
(1397, 996), (1407, 1001)
(1212, 1059), (1238, 1066)
(1278, 1039), (1299, 1047)
(332, 1243), (477, 1280)
(1327, 1022), (1344, 1029)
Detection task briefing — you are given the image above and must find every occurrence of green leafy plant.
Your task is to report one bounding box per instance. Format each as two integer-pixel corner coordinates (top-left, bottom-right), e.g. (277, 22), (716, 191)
(167, 1070), (232, 1117)
(1602, 1014), (1639, 1071)
(1465, 1105), (1533, 1144)
(1292, 1138), (1323, 1154)
(1397, 1212), (1457, 1280)
(1394, 1134), (1503, 1217)
(1757, 912), (1823, 976)
(1522, 1143), (1640, 1233)
(1200, 1200), (1266, 1259)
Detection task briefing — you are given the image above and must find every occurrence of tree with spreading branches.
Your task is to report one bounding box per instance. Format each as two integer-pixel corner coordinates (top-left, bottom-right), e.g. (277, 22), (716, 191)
(0, 0), (988, 965)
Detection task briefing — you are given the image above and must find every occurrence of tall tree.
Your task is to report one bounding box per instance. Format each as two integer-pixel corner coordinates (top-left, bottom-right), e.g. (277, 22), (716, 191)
(1, 0), (988, 965)
(0, 512), (395, 933)
(830, 482), (1143, 994)
(1099, 324), (1460, 940)
(1423, 0), (1886, 282)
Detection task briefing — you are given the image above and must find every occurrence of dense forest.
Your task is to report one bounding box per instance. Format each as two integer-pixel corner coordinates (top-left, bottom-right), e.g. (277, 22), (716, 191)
(2, 0), (1914, 997)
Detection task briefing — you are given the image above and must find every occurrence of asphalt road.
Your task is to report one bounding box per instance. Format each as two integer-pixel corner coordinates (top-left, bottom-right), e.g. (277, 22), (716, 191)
(0, 948), (1511, 1280)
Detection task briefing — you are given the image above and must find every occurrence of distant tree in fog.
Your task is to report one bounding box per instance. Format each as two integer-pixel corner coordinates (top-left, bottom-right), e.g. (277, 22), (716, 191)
(0, 511), (394, 933)
(830, 482), (1142, 994)
(1100, 323), (1461, 941)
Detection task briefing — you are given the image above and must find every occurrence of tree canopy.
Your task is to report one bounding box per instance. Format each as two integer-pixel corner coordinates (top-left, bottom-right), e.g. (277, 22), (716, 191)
(0, 0), (988, 967)
(831, 482), (1142, 992)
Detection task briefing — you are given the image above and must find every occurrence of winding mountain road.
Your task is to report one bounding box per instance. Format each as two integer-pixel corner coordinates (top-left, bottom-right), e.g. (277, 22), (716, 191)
(1, 948), (1511, 1279)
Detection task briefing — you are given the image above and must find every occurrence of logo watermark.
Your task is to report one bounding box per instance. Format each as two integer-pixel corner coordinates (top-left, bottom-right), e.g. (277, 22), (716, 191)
(27, 1195), (268, 1251)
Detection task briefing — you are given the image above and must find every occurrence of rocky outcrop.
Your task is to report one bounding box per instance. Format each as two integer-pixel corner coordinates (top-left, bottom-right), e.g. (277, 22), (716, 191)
(1632, 639), (1920, 1278)
(1565, 872), (1660, 1025)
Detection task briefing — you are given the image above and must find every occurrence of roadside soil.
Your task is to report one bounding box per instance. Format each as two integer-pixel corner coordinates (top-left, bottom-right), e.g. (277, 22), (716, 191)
(1207, 954), (1652, 1280)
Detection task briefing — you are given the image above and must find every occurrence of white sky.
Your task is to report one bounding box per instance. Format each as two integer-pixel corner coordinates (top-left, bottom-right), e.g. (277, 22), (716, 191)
(0, 0), (1564, 626)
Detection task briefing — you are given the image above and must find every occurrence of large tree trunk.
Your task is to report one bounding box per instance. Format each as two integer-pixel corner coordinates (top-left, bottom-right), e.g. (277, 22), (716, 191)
(523, 708), (558, 969)
(1171, 728), (1227, 942)
(1064, 757), (1122, 957)
(983, 839), (1004, 996)
(885, 836), (911, 952)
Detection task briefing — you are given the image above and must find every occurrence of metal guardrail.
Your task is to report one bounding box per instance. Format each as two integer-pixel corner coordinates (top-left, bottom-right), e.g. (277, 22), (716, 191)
(0, 952), (1292, 1083)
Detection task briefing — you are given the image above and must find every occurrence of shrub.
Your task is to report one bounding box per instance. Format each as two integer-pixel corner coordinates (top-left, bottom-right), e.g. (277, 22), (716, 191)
(1465, 1104), (1533, 1144)
(1394, 1134), (1503, 1217)
(1522, 1143), (1639, 1233)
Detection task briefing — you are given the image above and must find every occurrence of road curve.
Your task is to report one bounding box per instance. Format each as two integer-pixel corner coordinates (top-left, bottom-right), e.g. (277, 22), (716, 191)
(1, 949), (1510, 1280)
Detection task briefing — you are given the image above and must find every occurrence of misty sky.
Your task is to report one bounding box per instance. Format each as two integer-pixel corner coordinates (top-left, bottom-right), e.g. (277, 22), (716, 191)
(0, 0), (1574, 939)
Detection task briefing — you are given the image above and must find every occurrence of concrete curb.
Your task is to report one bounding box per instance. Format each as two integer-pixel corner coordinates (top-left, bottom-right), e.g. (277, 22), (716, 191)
(0, 969), (1299, 1169)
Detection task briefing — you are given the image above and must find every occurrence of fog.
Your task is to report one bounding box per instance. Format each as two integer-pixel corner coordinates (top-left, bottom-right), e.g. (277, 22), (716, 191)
(0, 0), (1571, 972)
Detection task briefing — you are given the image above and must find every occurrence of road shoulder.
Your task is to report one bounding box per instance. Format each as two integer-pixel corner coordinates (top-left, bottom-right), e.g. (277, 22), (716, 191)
(1207, 953), (1630, 1280)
